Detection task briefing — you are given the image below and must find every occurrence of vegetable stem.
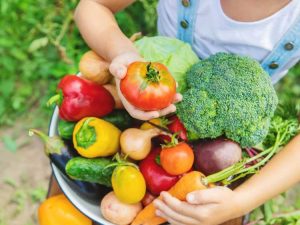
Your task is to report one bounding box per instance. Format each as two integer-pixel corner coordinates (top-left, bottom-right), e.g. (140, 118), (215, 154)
(146, 63), (160, 83)
(47, 92), (62, 107)
(28, 129), (48, 143)
(28, 129), (64, 156)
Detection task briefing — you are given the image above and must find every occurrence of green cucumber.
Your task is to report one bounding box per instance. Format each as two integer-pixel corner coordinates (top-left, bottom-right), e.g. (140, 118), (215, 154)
(102, 109), (133, 130)
(65, 157), (116, 187)
(58, 120), (75, 139)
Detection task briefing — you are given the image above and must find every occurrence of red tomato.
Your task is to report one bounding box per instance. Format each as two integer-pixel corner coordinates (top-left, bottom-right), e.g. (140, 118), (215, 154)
(120, 62), (176, 111)
(160, 142), (194, 175)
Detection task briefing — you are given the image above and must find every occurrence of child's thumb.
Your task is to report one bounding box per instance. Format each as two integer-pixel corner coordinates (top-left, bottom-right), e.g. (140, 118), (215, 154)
(109, 63), (127, 79)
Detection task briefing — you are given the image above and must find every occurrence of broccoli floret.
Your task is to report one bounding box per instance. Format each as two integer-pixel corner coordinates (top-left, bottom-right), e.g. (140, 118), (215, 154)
(177, 52), (278, 147)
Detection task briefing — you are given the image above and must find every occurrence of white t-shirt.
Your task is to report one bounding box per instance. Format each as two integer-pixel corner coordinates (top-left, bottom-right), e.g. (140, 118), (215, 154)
(157, 0), (300, 83)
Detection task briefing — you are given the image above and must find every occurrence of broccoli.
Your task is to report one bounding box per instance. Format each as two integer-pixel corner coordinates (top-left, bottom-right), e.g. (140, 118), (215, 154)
(176, 52), (278, 147)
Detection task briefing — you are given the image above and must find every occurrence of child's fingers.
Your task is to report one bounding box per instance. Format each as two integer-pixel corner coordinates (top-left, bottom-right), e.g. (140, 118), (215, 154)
(173, 93), (183, 103)
(157, 104), (176, 117)
(128, 108), (160, 120)
(109, 63), (127, 79)
(109, 52), (144, 79)
(155, 210), (182, 225)
(158, 192), (197, 218)
(154, 199), (199, 225)
(187, 186), (229, 204)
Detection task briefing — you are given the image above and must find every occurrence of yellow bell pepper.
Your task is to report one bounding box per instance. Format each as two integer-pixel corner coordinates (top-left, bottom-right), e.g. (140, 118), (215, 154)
(38, 194), (92, 225)
(73, 117), (121, 158)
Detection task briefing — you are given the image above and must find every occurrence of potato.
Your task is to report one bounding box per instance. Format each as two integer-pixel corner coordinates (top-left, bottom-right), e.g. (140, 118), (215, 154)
(79, 50), (112, 85)
(194, 137), (242, 175)
(100, 192), (142, 225)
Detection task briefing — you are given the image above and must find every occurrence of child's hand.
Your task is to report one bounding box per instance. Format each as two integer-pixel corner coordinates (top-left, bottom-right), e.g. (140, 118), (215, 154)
(109, 52), (182, 120)
(153, 187), (244, 225)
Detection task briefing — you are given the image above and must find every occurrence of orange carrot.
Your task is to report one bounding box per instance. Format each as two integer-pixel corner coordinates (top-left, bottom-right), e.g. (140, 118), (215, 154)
(131, 171), (207, 225)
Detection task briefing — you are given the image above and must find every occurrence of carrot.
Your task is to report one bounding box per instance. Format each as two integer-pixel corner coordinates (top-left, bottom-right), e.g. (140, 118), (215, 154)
(131, 171), (206, 225)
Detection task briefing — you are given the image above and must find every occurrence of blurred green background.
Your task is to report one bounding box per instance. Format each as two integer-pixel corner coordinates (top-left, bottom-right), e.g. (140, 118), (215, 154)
(0, 0), (299, 225)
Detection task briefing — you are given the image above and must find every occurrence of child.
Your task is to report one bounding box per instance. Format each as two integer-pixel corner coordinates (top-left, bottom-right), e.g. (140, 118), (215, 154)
(73, 0), (300, 224)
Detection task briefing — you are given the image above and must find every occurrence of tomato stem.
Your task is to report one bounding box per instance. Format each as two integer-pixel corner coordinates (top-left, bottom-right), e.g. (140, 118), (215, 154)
(75, 118), (97, 149)
(107, 153), (140, 170)
(161, 133), (180, 148)
(146, 63), (160, 83)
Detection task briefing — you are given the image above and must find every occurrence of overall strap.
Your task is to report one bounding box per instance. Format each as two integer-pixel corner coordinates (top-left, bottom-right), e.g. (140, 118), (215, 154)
(261, 16), (300, 77)
(177, 0), (200, 46)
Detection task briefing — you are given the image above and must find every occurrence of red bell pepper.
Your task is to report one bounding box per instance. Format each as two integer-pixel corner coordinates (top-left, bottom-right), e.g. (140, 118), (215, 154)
(139, 148), (180, 196)
(48, 75), (115, 121)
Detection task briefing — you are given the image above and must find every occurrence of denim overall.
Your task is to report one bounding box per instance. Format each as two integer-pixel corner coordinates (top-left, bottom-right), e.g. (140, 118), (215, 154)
(177, 0), (300, 82)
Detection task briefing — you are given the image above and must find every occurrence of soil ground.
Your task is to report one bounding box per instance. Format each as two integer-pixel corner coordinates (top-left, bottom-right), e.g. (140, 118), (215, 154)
(0, 119), (51, 225)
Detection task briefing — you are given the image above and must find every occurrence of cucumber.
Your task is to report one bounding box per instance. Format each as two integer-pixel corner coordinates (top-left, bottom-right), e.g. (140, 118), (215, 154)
(102, 110), (134, 130)
(58, 120), (75, 139)
(66, 157), (116, 187)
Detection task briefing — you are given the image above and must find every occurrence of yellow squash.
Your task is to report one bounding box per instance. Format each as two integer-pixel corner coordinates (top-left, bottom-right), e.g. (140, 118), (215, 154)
(73, 117), (121, 158)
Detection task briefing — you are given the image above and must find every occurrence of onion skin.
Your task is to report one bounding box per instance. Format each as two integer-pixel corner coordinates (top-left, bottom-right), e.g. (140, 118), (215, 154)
(194, 137), (242, 175)
(120, 128), (161, 160)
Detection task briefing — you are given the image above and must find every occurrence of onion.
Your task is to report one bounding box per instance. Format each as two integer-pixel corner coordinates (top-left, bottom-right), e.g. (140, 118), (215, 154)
(120, 128), (161, 160)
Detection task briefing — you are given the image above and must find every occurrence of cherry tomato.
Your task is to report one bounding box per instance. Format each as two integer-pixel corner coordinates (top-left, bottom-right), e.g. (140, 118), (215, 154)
(160, 142), (194, 175)
(120, 62), (176, 111)
(112, 165), (146, 204)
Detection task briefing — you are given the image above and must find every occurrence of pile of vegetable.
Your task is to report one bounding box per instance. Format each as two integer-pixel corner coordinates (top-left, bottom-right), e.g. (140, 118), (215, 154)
(29, 37), (300, 225)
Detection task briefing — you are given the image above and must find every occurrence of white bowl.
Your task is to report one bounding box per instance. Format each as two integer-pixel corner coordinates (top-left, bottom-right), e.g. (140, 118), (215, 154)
(49, 107), (115, 225)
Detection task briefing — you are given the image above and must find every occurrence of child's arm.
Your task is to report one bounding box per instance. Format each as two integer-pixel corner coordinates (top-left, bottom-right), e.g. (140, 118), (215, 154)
(74, 0), (181, 120)
(74, 0), (137, 62)
(235, 133), (300, 213)
(154, 134), (300, 225)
